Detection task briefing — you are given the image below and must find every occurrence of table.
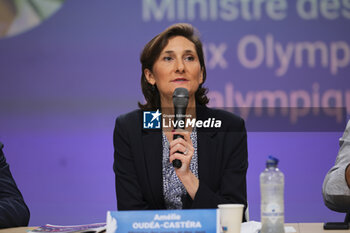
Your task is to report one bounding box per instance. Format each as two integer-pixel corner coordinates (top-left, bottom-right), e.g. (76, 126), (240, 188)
(1, 223), (350, 233)
(0, 227), (36, 233)
(298, 223), (350, 233)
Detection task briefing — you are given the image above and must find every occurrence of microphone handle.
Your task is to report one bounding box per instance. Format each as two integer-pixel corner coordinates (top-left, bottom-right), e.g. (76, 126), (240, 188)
(173, 105), (186, 169)
(172, 134), (184, 168)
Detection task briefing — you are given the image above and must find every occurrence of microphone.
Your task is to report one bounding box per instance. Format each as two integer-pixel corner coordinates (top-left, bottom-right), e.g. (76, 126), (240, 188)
(172, 87), (189, 168)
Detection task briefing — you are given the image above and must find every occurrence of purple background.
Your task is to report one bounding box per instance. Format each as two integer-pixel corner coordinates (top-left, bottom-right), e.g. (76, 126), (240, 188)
(0, 0), (349, 226)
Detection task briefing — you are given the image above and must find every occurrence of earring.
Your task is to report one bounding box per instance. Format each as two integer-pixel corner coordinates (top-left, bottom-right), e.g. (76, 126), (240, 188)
(151, 85), (156, 92)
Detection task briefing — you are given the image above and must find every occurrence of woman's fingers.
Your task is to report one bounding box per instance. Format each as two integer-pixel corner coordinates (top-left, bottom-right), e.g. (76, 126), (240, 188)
(169, 143), (187, 155)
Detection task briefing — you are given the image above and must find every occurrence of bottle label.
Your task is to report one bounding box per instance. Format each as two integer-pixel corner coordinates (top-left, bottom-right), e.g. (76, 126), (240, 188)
(261, 203), (284, 224)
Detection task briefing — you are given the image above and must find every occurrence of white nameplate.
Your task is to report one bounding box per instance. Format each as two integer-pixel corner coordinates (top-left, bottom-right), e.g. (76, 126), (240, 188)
(106, 209), (219, 233)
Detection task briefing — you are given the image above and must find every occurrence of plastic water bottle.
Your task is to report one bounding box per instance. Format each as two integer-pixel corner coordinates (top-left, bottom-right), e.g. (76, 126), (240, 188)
(260, 156), (285, 233)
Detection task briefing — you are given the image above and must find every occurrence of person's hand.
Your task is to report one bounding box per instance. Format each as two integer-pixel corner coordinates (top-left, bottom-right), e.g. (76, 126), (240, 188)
(346, 164), (350, 188)
(169, 129), (199, 199)
(169, 129), (194, 178)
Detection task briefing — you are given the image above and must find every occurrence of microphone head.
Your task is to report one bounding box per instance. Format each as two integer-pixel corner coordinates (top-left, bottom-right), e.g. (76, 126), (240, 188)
(173, 87), (189, 108)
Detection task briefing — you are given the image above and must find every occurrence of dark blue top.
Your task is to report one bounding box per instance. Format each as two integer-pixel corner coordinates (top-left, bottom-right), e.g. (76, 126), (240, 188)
(114, 106), (248, 220)
(0, 142), (30, 228)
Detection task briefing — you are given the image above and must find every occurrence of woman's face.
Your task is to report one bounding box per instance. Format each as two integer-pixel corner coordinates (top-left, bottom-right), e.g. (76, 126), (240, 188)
(145, 36), (203, 102)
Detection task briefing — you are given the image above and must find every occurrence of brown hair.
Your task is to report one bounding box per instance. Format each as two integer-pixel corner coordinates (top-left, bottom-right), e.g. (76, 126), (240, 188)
(138, 23), (209, 110)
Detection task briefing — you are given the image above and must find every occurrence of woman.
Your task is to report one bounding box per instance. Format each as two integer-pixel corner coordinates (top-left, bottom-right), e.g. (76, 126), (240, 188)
(113, 23), (248, 214)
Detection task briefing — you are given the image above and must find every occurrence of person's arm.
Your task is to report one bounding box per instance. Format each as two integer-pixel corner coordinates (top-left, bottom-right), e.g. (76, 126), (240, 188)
(322, 120), (350, 212)
(113, 115), (150, 210)
(0, 143), (30, 228)
(170, 116), (248, 216)
(192, 118), (248, 210)
(169, 130), (199, 199)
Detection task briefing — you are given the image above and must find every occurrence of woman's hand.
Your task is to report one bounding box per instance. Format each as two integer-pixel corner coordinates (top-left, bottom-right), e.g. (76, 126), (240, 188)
(169, 130), (194, 175)
(169, 129), (199, 199)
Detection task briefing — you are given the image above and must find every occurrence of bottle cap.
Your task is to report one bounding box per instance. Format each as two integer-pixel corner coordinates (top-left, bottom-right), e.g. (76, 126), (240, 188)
(266, 155), (279, 167)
